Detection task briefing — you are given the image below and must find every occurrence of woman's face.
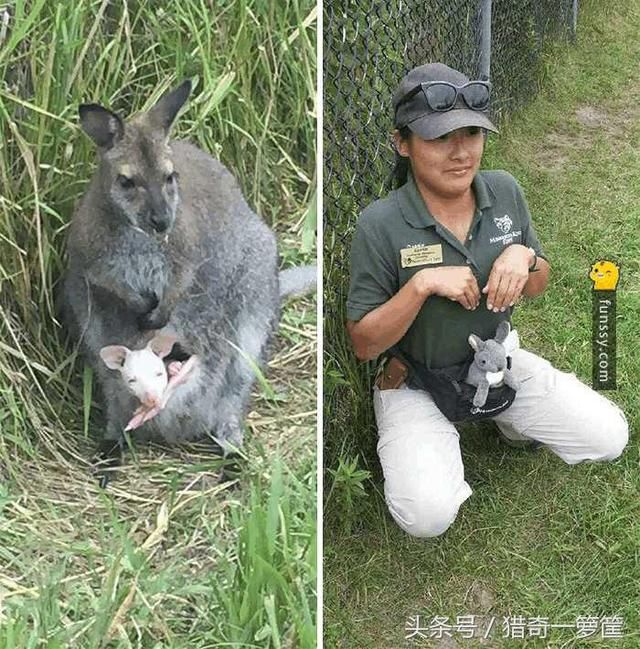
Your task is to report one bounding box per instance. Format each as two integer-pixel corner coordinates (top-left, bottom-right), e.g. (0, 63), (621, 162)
(396, 126), (484, 199)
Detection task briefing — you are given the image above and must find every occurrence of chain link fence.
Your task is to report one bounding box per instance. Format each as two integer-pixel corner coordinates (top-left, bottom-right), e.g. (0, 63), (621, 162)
(323, 0), (577, 470)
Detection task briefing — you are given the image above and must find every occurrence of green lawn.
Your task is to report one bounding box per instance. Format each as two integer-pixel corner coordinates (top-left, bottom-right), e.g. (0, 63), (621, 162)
(324, 1), (640, 647)
(0, 1), (316, 646)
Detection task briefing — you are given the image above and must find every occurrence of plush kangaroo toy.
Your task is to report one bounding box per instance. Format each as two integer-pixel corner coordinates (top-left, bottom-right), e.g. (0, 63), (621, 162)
(466, 321), (520, 408)
(59, 80), (315, 485)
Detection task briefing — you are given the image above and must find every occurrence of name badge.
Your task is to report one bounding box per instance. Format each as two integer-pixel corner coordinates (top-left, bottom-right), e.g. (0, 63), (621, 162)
(400, 244), (443, 268)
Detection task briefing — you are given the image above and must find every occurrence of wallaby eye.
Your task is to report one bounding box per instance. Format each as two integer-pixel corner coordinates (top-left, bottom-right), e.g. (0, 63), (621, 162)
(166, 171), (179, 184)
(128, 378), (137, 384)
(118, 175), (135, 190)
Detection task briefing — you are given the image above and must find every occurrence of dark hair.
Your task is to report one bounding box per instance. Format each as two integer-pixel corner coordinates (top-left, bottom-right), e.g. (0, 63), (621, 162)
(387, 125), (412, 190)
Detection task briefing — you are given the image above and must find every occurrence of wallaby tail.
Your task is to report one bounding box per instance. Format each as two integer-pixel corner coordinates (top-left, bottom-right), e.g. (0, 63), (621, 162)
(279, 265), (317, 299)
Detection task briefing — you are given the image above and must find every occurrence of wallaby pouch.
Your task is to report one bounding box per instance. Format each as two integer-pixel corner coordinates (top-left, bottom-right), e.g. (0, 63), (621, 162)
(388, 348), (516, 423)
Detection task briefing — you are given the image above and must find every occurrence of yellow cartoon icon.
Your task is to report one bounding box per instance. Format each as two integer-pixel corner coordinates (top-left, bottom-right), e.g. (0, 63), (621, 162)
(589, 260), (620, 290)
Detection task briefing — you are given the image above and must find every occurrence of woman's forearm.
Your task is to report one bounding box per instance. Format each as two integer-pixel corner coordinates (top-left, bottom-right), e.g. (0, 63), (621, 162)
(347, 274), (432, 361)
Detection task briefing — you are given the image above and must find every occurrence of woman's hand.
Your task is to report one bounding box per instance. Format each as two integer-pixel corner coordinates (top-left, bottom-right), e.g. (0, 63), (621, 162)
(483, 244), (532, 312)
(416, 266), (480, 310)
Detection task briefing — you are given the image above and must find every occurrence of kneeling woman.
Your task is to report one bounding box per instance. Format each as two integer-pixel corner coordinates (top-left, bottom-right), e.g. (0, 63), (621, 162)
(346, 63), (629, 539)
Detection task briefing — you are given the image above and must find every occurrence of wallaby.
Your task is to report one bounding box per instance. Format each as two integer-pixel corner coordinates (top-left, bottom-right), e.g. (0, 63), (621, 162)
(59, 80), (315, 482)
(99, 332), (197, 431)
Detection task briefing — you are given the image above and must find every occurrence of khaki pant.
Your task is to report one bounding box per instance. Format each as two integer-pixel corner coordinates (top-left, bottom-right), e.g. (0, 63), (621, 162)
(373, 348), (629, 538)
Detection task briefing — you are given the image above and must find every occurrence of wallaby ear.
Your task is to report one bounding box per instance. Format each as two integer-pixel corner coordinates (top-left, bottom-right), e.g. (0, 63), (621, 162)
(468, 334), (483, 352)
(100, 345), (130, 370)
(147, 333), (177, 359)
(79, 104), (124, 149)
(495, 320), (510, 344)
(147, 80), (192, 134)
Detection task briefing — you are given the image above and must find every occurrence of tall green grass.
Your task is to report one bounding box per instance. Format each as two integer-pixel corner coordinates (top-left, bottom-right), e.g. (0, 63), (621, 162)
(0, 0), (316, 645)
(0, 452), (316, 647)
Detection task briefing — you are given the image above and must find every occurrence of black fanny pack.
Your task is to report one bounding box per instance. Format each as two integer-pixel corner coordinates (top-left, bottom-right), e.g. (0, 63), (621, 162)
(389, 347), (516, 423)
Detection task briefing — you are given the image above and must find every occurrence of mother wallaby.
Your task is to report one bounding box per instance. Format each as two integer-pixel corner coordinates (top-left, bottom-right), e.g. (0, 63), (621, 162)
(61, 81), (308, 479)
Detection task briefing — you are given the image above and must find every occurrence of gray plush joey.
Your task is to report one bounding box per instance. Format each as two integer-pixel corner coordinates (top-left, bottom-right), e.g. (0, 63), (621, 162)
(466, 321), (520, 408)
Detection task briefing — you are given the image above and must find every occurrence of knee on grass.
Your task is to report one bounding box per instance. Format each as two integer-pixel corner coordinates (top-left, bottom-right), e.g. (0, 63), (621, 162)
(586, 407), (629, 463)
(562, 405), (629, 465)
(387, 493), (462, 538)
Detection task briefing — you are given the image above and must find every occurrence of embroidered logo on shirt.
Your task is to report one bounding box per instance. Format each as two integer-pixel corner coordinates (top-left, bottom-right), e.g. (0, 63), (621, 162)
(489, 229), (522, 245)
(400, 243), (443, 268)
(493, 214), (513, 233)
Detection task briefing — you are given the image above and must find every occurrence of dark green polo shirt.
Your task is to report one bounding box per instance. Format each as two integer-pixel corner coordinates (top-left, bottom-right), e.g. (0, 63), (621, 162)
(347, 170), (547, 369)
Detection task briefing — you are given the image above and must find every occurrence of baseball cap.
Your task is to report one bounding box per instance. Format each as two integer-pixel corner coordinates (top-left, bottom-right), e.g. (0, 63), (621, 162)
(392, 62), (498, 140)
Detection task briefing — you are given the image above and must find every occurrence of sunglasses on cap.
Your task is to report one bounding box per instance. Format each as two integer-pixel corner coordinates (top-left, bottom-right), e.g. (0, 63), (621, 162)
(396, 80), (491, 118)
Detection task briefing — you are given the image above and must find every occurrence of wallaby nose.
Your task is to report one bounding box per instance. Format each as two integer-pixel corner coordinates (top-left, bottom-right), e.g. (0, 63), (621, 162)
(142, 392), (161, 408)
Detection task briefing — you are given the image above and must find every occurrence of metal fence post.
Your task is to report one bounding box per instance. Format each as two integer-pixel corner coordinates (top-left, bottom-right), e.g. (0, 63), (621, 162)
(478, 0), (492, 80)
